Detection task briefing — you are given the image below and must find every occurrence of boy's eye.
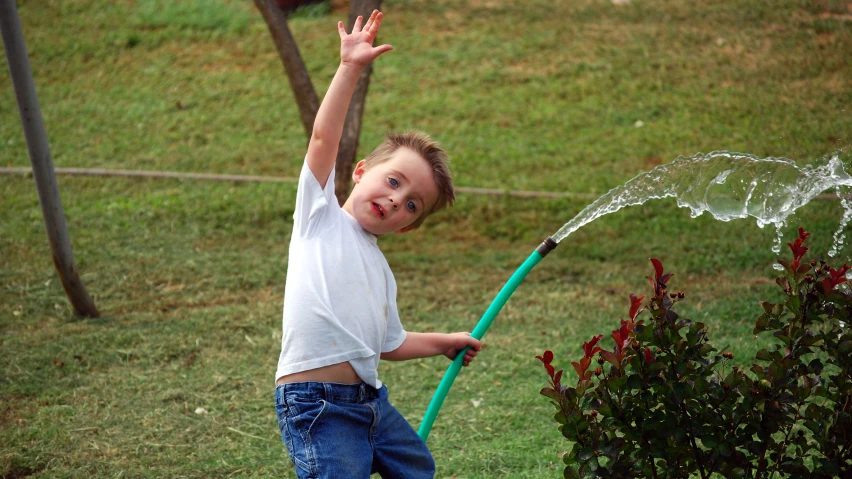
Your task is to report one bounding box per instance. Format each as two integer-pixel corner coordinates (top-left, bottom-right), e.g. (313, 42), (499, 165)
(389, 178), (399, 187)
(406, 200), (416, 212)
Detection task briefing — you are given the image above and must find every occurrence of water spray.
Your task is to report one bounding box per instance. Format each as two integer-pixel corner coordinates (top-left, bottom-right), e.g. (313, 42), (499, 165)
(418, 150), (852, 442)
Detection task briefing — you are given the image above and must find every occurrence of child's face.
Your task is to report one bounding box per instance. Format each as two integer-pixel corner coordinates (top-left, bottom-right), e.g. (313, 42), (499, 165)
(343, 147), (439, 237)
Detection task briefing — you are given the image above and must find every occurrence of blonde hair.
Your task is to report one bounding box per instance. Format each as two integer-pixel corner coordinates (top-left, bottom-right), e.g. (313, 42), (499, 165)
(362, 131), (455, 228)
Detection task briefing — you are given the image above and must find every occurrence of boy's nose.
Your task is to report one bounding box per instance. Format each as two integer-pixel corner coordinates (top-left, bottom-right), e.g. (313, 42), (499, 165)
(389, 197), (398, 209)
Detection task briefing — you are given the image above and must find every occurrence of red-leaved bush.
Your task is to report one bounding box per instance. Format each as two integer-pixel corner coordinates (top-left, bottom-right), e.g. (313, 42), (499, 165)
(537, 227), (851, 478)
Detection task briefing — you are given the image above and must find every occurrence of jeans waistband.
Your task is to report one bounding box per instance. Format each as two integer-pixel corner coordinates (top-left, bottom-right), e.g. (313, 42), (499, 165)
(275, 381), (381, 404)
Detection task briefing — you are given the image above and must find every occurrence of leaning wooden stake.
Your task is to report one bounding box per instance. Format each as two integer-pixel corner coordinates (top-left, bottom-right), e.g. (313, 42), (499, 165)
(0, 0), (99, 317)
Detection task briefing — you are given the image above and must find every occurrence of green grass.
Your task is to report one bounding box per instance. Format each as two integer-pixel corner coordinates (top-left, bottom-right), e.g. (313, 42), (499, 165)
(1, 0), (851, 477)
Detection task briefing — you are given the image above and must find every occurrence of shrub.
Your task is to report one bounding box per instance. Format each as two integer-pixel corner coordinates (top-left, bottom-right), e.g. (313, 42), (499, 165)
(536, 227), (852, 478)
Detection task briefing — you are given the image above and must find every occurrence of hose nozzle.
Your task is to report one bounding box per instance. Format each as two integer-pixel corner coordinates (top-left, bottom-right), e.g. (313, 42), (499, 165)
(535, 236), (558, 257)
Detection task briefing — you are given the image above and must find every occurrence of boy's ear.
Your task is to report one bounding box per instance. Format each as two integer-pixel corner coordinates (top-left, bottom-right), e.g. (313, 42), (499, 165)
(352, 159), (367, 184)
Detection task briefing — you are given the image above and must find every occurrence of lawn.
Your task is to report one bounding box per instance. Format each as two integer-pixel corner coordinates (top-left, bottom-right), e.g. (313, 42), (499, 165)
(1, 0), (850, 477)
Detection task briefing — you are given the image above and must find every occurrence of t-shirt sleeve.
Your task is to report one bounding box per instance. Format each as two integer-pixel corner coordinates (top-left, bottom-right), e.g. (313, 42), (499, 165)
(381, 275), (407, 353)
(293, 158), (338, 238)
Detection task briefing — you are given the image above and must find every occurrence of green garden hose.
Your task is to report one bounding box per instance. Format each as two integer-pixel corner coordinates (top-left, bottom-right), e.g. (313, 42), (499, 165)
(417, 237), (558, 441)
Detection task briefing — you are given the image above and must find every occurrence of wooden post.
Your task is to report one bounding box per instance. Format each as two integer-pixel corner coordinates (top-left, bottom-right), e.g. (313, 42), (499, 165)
(0, 0), (99, 317)
(253, 0), (319, 138)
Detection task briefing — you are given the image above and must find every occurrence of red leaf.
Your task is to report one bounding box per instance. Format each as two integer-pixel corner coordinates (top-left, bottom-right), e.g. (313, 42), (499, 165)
(644, 348), (654, 364)
(536, 350), (554, 365)
(600, 350), (622, 370)
(554, 369), (563, 386)
(660, 273), (674, 285)
(650, 258), (664, 280)
(571, 361), (585, 379)
(582, 334), (604, 358)
(629, 294), (645, 320)
(611, 319), (636, 351)
(826, 265), (850, 290)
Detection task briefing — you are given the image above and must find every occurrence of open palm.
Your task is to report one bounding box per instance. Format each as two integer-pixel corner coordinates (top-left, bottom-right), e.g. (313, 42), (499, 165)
(338, 10), (393, 67)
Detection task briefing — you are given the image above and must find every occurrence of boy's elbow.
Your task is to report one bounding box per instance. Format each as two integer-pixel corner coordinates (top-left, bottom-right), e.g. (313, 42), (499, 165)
(380, 351), (400, 361)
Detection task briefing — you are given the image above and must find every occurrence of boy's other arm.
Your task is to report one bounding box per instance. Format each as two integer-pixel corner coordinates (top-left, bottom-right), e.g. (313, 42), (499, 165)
(381, 332), (482, 366)
(306, 10), (393, 188)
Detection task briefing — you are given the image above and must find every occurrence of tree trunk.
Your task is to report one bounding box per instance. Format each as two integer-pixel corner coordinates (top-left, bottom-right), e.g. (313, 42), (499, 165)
(334, 0), (381, 206)
(254, 0), (319, 138)
(0, 0), (99, 317)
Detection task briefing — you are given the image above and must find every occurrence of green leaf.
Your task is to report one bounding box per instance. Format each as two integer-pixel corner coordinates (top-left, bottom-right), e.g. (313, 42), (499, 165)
(754, 314), (770, 334)
(563, 465), (580, 479)
(804, 419), (824, 435)
(698, 343), (715, 356)
(541, 387), (560, 401)
(577, 446), (595, 462)
(788, 295), (801, 311)
(626, 374), (643, 390)
(773, 331), (792, 347)
(755, 349), (773, 361)
(649, 362), (667, 372)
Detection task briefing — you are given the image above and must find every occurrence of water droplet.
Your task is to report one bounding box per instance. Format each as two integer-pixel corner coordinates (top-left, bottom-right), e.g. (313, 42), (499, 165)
(828, 195), (852, 257)
(771, 224), (784, 255)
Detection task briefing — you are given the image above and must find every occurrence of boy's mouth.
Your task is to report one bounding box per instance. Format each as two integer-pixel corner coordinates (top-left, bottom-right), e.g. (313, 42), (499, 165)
(371, 202), (385, 218)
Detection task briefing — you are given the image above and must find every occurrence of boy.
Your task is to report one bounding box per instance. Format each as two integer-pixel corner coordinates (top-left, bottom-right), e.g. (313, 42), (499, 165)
(274, 10), (481, 479)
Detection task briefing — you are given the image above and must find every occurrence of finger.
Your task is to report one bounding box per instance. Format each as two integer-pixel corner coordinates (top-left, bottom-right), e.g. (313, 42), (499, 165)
(363, 10), (378, 32)
(372, 44), (393, 57)
(368, 11), (383, 35)
(353, 15), (364, 32)
(337, 21), (346, 39)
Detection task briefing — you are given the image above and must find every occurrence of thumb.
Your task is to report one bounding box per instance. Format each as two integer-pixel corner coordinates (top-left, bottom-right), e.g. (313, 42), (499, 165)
(372, 44), (393, 56)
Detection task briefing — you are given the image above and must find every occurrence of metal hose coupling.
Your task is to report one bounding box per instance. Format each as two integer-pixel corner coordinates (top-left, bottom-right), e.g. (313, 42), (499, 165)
(535, 236), (558, 257)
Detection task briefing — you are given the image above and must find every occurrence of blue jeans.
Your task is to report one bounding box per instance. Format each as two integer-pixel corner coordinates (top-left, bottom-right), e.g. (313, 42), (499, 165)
(275, 382), (435, 479)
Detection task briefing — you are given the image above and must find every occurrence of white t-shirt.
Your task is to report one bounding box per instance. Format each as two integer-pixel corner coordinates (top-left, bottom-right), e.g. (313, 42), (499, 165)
(275, 160), (407, 388)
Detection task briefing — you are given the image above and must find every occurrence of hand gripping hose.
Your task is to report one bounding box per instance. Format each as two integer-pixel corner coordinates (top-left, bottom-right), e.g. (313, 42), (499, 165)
(417, 237), (558, 441)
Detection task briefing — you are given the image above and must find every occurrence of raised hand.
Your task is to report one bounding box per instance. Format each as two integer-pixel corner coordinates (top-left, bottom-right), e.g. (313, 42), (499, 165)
(338, 10), (393, 67)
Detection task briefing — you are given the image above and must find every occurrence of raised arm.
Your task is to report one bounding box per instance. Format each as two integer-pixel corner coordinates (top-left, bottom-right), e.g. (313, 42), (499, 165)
(306, 10), (393, 188)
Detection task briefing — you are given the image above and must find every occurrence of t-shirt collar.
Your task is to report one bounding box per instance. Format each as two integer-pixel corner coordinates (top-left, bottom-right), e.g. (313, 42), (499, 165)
(342, 209), (378, 245)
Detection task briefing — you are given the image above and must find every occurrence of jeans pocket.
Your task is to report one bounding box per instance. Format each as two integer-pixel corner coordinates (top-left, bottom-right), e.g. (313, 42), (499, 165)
(286, 397), (328, 437)
(282, 397), (328, 476)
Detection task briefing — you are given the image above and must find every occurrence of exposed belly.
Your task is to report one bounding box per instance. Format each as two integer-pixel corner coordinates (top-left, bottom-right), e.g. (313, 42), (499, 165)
(276, 361), (362, 385)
